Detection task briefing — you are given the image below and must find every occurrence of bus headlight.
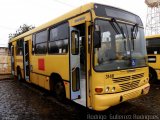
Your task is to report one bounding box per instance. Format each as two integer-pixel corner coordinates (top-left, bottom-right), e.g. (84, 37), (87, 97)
(112, 87), (116, 92)
(106, 87), (110, 92)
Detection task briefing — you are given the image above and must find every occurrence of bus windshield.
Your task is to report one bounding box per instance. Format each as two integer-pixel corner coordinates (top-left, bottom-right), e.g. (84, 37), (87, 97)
(94, 19), (147, 71)
(146, 38), (160, 54)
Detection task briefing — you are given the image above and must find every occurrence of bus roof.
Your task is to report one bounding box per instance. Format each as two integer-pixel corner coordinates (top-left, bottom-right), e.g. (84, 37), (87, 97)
(9, 2), (141, 43)
(9, 3), (94, 43)
(145, 34), (160, 39)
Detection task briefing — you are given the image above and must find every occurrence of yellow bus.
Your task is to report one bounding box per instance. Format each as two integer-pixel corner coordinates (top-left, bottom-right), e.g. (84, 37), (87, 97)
(146, 34), (160, 82)
(9, 3), (150, 111)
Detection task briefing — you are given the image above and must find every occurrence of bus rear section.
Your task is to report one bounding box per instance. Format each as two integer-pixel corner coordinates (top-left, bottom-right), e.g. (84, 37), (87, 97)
(146, 35), (160, 82)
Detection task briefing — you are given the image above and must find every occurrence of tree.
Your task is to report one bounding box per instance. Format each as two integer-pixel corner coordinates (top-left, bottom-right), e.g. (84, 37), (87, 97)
(9, 24), (35, 40)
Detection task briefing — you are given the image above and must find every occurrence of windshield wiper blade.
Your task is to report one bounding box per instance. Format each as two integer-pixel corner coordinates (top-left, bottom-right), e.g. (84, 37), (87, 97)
(109, 19), (120, 34)
(131, 23), (138, 39)
(110, 18), (126, 39)
(131, 23), (138, 50)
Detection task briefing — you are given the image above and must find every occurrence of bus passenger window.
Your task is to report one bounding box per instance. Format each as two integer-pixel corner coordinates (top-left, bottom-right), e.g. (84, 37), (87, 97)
(48, 23), (69, 54)
(34, 30), (48, 54)
(71, 31), (79, 55)
(72, 68), (80, 92)
(16, 39), (23, 56)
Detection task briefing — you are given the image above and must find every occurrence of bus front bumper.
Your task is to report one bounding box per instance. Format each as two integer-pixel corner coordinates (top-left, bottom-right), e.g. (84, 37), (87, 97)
(93, 83), (150, 111)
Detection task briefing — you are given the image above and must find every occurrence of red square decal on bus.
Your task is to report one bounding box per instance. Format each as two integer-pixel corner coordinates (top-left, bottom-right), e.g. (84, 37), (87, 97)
(38, 58), (45, 71)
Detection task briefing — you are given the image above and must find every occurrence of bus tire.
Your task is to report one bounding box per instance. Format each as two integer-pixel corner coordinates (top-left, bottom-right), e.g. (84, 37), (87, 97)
(149, 67), (157, 83)
(17, 67), (22, 81)
(54, 81), (66, 102)
(50, 74), (66, 102)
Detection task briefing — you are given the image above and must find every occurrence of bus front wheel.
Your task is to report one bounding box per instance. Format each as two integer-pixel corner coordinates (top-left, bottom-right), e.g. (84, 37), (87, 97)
(149, 68), (157, 83)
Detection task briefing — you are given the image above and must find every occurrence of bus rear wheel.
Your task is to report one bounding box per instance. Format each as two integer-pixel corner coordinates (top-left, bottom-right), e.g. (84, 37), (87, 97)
(149, 68), (157, 83)
(54, 81), (66, 102)
(17, 68), (22, 81)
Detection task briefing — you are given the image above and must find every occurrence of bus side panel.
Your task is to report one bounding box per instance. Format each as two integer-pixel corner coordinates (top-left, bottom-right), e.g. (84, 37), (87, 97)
(30, 54), (70, 99)
(14, 50), (24, 78)
(46, 54), (70, 99)
(30, 72), (39, 85)
(45, 54), (69, 81)
(148, 55), (160, 80)
(155, 70), (160, 79)
(148, 55), (160, 70)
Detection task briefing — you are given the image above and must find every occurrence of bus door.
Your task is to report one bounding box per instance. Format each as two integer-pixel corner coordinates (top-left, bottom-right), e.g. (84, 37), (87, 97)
(23, 41), (30, 81)
(11, 45), (15, 75)
(70, 27), (81, 100)
(85, 22), (92, 108)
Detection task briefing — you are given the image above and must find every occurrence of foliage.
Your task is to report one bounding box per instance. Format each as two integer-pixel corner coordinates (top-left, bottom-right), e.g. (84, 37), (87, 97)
(9, 24), (35, 40)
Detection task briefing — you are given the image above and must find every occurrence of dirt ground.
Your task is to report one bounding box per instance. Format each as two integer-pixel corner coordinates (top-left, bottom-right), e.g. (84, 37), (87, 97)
(0, 75), (159, 120)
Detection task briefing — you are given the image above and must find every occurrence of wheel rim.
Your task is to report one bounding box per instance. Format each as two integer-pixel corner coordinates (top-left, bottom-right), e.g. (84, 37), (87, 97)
(55, 82), (64, 95)
(18, 73), (21, 80)
(55, 82), (66, 101)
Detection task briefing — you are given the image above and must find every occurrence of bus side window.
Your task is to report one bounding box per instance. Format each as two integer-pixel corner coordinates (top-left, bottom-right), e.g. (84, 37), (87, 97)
(72, 67), (80, 91)
(16, 39), (23, 56)
(34, 30), (48, 54)
(48, 23), (69, 54)
(71, 31), (79, 55)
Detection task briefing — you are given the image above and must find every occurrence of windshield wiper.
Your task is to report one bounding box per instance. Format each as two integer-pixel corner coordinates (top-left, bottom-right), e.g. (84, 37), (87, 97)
(110, 18), (126, 39)
(131, 23), (138, 50)
(131, 23), (138, 38)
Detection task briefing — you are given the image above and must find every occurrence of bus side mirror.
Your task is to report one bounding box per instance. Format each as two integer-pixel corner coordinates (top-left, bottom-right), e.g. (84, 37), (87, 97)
(93, 31), (101, 48)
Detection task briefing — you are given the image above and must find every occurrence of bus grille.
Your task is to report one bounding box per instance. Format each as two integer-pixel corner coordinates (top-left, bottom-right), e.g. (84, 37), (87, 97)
(132, 73), (144, 80)
(113, 76), (131, 83)
(113, 73), (144, 83)
(119, 80), (140, 91)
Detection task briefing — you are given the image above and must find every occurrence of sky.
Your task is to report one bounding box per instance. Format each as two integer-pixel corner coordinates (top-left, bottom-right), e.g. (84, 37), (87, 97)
(0, 0), (148, 47)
